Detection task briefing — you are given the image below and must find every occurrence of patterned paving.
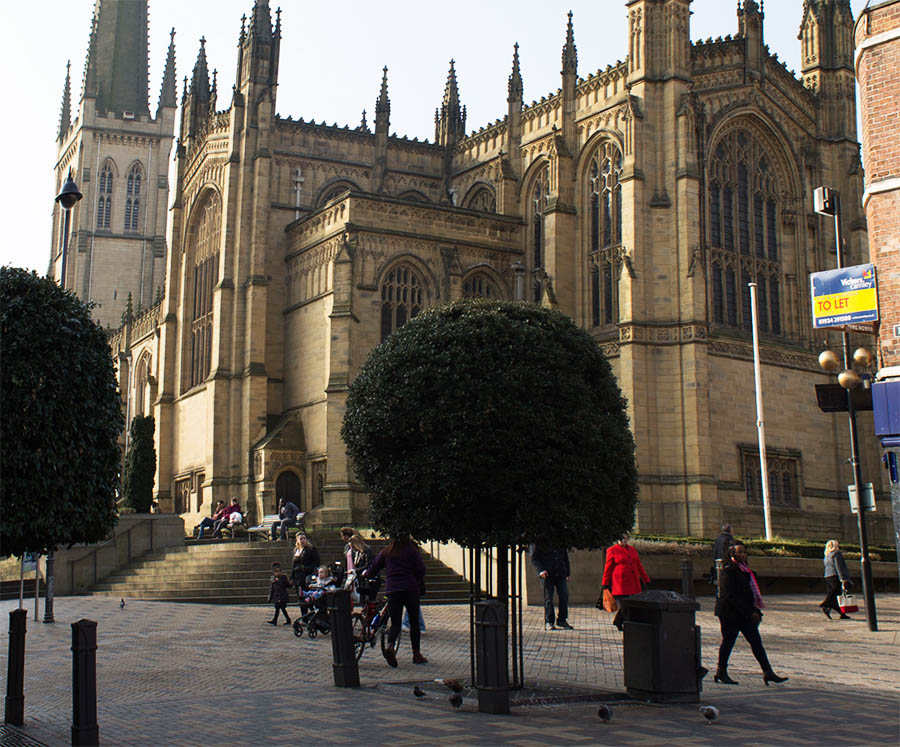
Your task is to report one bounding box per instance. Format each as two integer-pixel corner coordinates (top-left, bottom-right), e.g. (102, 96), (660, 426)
(0, 593), (897, 745)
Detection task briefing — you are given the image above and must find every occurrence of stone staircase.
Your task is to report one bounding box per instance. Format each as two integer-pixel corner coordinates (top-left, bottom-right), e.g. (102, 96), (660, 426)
(88, 536), (471, 605)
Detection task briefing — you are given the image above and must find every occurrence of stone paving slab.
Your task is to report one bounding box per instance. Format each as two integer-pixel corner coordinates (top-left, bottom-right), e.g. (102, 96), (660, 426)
(0, 594), (897, 745)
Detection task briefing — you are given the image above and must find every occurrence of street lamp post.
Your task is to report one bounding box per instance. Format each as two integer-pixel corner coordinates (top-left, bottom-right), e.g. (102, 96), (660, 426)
(814, 186), (878, 632)
(43, 172), (83, 625)
(55, 171), (82, 288)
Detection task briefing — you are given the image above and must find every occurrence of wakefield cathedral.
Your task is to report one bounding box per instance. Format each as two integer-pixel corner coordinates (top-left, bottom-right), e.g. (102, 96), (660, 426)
(50, 0), (893, 542)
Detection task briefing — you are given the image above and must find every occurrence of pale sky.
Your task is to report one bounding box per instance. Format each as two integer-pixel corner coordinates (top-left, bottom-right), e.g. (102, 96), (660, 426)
(0, 0), (869, 273)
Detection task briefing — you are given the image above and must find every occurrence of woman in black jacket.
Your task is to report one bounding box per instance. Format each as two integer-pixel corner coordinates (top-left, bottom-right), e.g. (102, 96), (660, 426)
(291, 534), (320, 598)
(714, 543), (788, 687)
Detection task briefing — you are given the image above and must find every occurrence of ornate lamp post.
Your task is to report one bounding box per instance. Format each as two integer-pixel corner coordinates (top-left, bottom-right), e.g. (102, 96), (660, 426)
(55, 171), (83, 288)
(814, 186), (878, 632)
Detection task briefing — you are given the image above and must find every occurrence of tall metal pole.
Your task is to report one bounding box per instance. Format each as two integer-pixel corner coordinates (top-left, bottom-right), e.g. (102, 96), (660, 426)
(59, 207), (72, 288)
(832, 193), (878, 632)
(749, 282), (773, 539)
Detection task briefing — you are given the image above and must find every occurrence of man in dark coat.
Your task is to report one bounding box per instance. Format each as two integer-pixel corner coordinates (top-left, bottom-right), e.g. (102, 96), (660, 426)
(530, 545), (572, 631)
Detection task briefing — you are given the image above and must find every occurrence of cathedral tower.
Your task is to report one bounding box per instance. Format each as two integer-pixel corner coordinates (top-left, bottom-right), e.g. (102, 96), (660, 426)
(50, 0), (177, 329)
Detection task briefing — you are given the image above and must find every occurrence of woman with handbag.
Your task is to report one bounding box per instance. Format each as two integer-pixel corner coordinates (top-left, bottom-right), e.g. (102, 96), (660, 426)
(365, 535), (428, 666)
(601, 534), (650, 631)
(819, 539), (853, 620)
(714, 543), (788, 686)
(291, 533), (320, 598)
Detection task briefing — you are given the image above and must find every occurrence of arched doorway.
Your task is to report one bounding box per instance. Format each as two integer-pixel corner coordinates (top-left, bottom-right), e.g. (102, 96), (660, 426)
(275, 470), (302, 511)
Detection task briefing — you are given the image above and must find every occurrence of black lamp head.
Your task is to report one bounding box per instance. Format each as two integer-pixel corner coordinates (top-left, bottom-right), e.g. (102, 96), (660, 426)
(56, 173), (83, 210)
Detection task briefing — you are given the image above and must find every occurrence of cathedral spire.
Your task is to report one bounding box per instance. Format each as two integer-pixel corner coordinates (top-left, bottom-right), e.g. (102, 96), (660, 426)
(249, 0), (273, 42)
(508, 42), (523, 103)
(435, 60), (466, 146)
(81, 0), (150, 115)
(58, 61), (71, 141)
(376, 66), (390, 120)
(158, 28), (177, 111)
(192, 37), (210, 98)
(562, 10), (577, 75)
(359, 109), (370, 133)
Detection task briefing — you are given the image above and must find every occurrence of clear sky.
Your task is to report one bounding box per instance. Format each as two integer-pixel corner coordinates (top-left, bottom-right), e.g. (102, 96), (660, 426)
(0, 0), (869, 273)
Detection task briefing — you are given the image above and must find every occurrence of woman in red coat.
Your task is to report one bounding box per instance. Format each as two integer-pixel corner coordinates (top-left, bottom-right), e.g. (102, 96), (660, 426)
(601, 534), (650, 630)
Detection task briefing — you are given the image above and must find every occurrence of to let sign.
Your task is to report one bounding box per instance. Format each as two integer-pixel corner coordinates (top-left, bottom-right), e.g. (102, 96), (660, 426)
(810, 263), (879, 329)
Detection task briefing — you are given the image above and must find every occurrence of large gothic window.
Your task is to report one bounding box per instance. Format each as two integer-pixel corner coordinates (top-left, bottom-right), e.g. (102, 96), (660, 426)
(530, 165), (550, 302)
(587, 143), (624, 328)
(465, 186), (496, 214)
(708, 129), (781, 335)
(125, 165), (142, 233)
(380, 264), (424, 342)
(187, 192), (221, 390)
(97, 164), (113, 229)
(463, 271), (501, 299)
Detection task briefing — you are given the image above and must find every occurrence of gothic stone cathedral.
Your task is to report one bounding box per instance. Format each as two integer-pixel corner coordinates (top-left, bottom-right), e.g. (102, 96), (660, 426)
(71, 0), (891, 541)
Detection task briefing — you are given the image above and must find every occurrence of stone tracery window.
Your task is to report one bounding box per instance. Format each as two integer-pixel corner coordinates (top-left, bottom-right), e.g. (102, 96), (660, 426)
(743, 449), (799, 508)
(462, 271), (500, 299)
(587, 143), (623, 328)
(97, 163), (113, 229)
(529, 165), (550, 302)
(125, 164), (142, 232)
(187, 191), (221, 390)
(708, 129), (782, 335)
(380, 263), (424, 342)
(466, 186), (496, 213)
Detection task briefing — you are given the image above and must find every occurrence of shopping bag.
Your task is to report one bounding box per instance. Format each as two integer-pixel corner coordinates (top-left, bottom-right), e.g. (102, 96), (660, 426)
(601, 588), (618, 613)
(837, 593), (859, 614)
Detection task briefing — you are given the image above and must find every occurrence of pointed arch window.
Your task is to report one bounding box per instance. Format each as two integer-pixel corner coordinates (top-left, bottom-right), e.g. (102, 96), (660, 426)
(97, 164), (113, 229)
(707, 129), (783, 336)
(463, 271), (501, 299)
(530, 165), (550, 303)
(587, 142), (623, 327)
(467, 187), (496, 214)
(380, 264), (424, 342)
(125, 165), (142, 232)
(187, 192), (221, 390)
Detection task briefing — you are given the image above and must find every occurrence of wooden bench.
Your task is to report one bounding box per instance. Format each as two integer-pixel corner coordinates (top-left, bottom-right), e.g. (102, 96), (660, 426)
(247, 512), (306, 541)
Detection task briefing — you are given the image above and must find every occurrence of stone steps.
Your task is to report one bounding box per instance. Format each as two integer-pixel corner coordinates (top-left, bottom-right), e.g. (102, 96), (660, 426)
(87, 537), (471, 605)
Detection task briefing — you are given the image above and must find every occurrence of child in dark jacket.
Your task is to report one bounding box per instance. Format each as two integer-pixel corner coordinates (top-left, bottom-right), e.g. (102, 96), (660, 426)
(267, 562), (293, 625)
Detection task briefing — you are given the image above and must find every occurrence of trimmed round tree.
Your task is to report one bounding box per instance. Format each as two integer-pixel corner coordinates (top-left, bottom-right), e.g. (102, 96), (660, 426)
(0, 267), (123, 558)
(341, 299), (638, 550)
(123, 414), (156, 513)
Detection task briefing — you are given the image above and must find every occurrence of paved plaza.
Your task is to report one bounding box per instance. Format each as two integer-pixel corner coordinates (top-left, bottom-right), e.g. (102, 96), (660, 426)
(0, 593), (898, 745)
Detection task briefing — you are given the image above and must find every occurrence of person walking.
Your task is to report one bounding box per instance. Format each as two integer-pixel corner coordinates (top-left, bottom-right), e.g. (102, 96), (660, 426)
(713, 543), (788, 686)
(270, 498), (301, 541)
(266, 562), (293, 626)
(291, 533), (320, 597)
(819, 539), (853, 620)
(530, 545), (572, 631)
(601, 534), (650, 631)
(365, 535), (428, 666)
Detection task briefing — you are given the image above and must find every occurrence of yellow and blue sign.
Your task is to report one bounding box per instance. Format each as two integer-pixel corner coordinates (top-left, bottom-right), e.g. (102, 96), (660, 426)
(810, 263), (879, 329)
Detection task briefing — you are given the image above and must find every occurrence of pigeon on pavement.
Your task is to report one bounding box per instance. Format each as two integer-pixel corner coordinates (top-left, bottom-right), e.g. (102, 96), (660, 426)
(413, 686), (426, 698)
(699, 705), (719, 724)
(120, 598), (125, 608)
(449, 693), (463, 709)
(597, 704), (613, 722)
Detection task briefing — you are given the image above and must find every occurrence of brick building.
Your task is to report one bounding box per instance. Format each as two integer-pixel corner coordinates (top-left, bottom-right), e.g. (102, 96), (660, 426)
(856, 0), (900, 560)
(93, 0), (894, 542)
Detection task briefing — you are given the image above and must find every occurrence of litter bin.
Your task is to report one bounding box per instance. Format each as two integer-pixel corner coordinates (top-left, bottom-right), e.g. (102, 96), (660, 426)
(620, 590), (705, 702)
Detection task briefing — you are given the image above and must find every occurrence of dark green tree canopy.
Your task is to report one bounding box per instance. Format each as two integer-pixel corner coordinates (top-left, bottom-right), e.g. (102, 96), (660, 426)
(123, 414), (156, 513)
(342, 300), (638, 549)
(1, 268), (123, 557)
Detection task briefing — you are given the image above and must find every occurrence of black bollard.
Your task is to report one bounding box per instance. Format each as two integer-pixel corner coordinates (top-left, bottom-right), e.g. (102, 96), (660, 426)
(680, 558), (695, 599)
(71, 619), (99, 746)
(474, 600), (510, 714)
(326, 590), (359, 688)
(43, 551), (55, 623)
(5, 609), (26, 726)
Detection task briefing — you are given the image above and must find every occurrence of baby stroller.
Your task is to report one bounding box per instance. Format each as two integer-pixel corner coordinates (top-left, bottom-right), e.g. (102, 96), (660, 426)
(292, 561), (344, 639)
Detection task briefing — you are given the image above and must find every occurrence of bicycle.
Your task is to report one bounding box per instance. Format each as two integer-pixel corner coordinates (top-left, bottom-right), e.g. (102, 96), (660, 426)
(349, 574), (402, 662)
